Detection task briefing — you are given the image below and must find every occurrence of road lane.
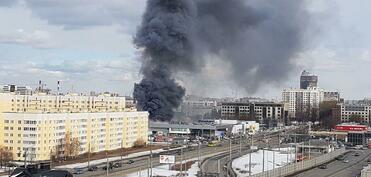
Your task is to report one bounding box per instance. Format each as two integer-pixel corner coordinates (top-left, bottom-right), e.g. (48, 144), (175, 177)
(294, 149), (371, 177)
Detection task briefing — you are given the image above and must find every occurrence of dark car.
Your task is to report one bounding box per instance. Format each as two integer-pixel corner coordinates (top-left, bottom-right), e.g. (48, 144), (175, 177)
(88, 166), (98, 171)
(113, 162), (122, 168)
(335, 155), (345, 160)
(127, 160), (135, 164)
(355, 153), (360, 156)
(318, 164), (327, 169)
(103, 162), (114, 170)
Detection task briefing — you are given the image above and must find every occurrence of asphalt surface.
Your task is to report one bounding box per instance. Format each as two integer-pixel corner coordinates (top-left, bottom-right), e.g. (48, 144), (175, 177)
(201, 130), (293, 177)
(294, 149), (371, 177)
(67, 126), (303, 177)
(75, 141), (248, 177)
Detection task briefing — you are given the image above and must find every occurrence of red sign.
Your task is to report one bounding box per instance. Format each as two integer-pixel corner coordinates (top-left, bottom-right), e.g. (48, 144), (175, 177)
(335, 125), (368, 132)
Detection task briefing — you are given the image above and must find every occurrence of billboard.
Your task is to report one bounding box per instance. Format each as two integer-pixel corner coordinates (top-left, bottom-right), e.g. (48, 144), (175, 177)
(335, 125), (367, 132)
(159, 155), (175, 164)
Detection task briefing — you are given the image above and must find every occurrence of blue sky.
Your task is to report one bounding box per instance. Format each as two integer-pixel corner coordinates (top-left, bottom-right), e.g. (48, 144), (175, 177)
(0, 0), (370, 99)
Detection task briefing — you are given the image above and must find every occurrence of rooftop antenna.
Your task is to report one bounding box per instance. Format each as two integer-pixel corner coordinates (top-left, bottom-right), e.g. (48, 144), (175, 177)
(38, 80), (42, 92)
(57, 81), (61, 95)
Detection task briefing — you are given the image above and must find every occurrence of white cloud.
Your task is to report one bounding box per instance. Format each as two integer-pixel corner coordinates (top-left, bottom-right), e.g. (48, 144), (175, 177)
(0, 58), (141, 94)
(0, 29), (54, 48)
(23, 0), (146, 31)
(361, 50), (371, 62)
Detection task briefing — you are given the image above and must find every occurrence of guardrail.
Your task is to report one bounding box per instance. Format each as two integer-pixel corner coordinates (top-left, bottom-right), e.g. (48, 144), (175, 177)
(244, 148), (346, 177)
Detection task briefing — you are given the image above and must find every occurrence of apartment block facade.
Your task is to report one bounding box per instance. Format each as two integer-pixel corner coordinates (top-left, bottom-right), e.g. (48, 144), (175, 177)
(221, 102), (285, 124)
(282, 87), (324, 119)
(338, 104), (371, 124)
(0, 93), (148, 161)
(0, 92), (126, 113)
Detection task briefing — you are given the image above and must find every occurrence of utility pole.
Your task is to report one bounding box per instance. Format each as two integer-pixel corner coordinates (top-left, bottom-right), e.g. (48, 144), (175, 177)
(50, 149), (53, 169)
(24, 148), (27, 168)
(308, 138), (311, 159)
(273, 149), (275, 177)
(147, 156), (150, 177)
(294, 134), (297, 164)
(181, 148), (184, 175)
(262, 147), (265, 175)
(150, 145), (153, 177)
(217, 159), (221, 175)
(198, 142), (201, 168)
(121, 141), (124, 177)
(88, 143), (91, 169)
(239, 134), (242, 155)
(249, 134), (254, 177)
(278, 133), (281, 151)
(106, 151), (109, 177)
(229, 138), (232, 160)
(121, 141), (123, 162)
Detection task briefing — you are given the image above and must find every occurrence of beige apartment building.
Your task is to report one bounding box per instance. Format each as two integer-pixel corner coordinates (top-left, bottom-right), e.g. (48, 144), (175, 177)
(0, 92), (148, 161)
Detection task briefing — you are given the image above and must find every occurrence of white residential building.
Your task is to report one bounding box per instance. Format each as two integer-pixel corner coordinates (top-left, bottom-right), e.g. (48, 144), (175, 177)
(282, 87), (324, 119)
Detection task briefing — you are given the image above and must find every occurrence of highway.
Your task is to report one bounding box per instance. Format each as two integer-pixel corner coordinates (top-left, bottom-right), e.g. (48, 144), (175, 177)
(75, 140), (252, 177)
(293, 149), (371, 177)
(66, 126), (303, 177)
(200, 130), (290, 177)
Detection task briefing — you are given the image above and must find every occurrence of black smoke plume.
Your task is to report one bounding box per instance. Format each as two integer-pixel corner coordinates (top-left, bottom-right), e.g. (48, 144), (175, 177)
(134, 0), (195, 121)
(134, 0), (314, 121)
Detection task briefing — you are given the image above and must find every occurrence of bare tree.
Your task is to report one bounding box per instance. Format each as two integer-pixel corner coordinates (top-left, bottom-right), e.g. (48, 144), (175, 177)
(71, 138), (81, 158)
(0, 146), (13, 168)
(63, 131), (81, 159)
(133, 139), (146, 148)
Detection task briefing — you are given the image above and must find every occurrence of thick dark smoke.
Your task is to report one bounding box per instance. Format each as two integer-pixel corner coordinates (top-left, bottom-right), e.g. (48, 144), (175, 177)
(134, 0), (196, 121)
(134, 0), (314, 121)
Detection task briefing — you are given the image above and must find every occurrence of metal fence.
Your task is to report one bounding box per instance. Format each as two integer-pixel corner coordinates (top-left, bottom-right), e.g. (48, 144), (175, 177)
(245, 148), (346, 177)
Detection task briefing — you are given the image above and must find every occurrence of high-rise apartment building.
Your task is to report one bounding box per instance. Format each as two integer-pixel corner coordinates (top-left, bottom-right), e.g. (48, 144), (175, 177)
(0, 92), (148, 161)
(300, 70), (318, 89)
(282, 87), (324, 120)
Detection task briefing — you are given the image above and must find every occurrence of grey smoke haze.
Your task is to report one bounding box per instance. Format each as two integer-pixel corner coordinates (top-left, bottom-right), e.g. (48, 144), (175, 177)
(134, 0), (314, 121)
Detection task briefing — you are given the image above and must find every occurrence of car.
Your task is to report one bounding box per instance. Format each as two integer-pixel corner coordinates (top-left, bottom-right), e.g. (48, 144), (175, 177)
(343, 159), (349, 163)
(318, 164), (327, 169)
(103, 163), (114, 170)
(73, 168), (85, 174)
(367, 158), (371, 163)
(336, 155), (345, 161)
(88, 166), (98, 171)
(127, 160), (135, 164)
(113, 162), (122, 168)
(355, 153), (360, 156)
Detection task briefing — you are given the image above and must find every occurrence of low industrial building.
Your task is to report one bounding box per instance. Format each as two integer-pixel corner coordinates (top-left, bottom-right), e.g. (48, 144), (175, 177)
(149, 120), (259, 142)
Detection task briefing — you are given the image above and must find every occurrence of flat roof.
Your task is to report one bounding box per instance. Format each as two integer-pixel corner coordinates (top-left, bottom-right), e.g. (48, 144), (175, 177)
(149, 121), (232, 130)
